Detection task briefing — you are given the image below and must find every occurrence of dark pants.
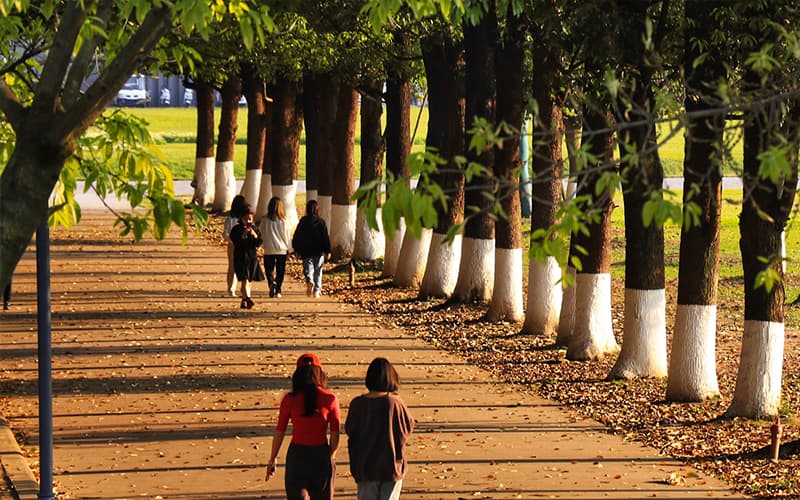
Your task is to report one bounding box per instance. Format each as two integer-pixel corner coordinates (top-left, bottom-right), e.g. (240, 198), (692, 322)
(264, 254), (287, 293)
(285, 443), (335, 500)
(3, 280), (10, 309)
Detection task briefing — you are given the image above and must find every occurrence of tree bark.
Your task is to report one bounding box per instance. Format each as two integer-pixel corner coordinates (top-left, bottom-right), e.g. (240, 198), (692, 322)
(303, 75), (321, 201)
(242, 68), (267, 212)
(330, 82), (358, 259)
(522, 8), (566, 334)
(316, 73), (340, 225)
(488, 6), (525, 322)
(213, 75), (242, 212)
(453, 5), (498, 303)
(667, 0), (725, 401)
(193, 80), (216, 206)
(268, 77), (304, 232)
(419, 37), (466, 299)
(355, 79), (386, 261)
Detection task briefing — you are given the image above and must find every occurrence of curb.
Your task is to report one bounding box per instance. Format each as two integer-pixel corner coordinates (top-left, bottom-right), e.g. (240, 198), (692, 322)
(0, 414), (38, 500)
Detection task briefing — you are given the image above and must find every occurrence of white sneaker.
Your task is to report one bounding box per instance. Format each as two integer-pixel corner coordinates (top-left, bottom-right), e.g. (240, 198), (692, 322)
(276, 293), (282, 298)
(313, 290), (321, 298)
(306, 282), (313, 297)
(228, 290), (236, 297)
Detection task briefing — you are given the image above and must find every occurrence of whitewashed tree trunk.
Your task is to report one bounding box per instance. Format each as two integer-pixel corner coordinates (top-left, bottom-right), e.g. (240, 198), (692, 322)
(255, 173), (272, 221)
(273, 182), (299, 236)
(241, 168), (261, 209)
(330, 204), (356, 259)
(522, 256), (563, 336)
(487, 248), (524, 322)
(666, 304), (720, 401)
(420, 233), (462, 298)
(193, 157), (215, 206)
(608, 288), (667, 379)
(318, 195), (332, 228)
(394, 228), (433, 288)
(306, 189), (318, 203)
(726, 320), (784, 418)
(213, 160), (236, 212)
(354, 207), (385, 261)
(382, 218), (406, 277)
(566, 273), (619, 361)
(556, 266), (577, 346)
(453, 237), (495, 302)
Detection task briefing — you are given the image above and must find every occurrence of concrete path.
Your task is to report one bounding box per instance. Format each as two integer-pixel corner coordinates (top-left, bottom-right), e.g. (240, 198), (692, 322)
(0, 212), (746, 499)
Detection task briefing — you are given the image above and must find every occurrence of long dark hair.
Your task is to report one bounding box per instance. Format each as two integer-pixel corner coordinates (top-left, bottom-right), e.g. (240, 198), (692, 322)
(230, 195), (249, 219)
(291, 364), (328, 416)
(305, 199), (320, 218)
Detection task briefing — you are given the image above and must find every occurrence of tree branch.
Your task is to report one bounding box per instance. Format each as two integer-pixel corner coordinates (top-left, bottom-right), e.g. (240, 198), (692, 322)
(59, 5), (173, 142)
(34, 0), (89, 113)
(0, 81), (25, 130)
(63, 0), (115, 105)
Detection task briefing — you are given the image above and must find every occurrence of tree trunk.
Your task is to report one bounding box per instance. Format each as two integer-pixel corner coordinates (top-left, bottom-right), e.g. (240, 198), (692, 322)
(453, 6), (498, 303)
(303, 75), (321, 203)
(419, 37), (466, 299)
(383, 41), (412, 277)
(728, 69), (799, 418)
(213, 75), (242, 212)
(566, 109), (619, 361)
(316, 74), (339, 226)
(330, 83), (358, 260)
(609, 2), (667, 380)
(488, 6), (524, 322)
(354, 80), (386, 261)
(667, 0), (725, 400)
(522, 12), (565, 333)
(241, 69), (267, 214)
(192, 80), (216, 206)
(267, 77), (304, 234)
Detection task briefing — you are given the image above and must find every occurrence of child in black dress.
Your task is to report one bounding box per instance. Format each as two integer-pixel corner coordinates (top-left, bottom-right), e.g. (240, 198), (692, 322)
(230, 208), (263, 309)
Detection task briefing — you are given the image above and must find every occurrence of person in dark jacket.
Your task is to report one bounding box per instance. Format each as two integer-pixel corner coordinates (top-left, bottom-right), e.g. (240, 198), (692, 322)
(230, 208), (263, 309)
(345, 358), (414, 500)
(292, 200), (331, 298)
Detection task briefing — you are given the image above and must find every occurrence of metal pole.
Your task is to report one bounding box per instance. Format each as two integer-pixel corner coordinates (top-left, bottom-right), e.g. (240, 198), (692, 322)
(36, 221), (55, 500)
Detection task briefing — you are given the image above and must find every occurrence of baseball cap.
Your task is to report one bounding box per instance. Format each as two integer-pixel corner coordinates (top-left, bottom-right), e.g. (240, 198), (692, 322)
(297, 353), (321, 368)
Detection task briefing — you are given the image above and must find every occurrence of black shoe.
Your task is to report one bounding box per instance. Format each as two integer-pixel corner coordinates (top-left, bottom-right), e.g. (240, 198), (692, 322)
(269, 286), (275, 298)
(240, 299), (247, 309)
(246, 298), (255, 309)
(2, 302), (8, 311)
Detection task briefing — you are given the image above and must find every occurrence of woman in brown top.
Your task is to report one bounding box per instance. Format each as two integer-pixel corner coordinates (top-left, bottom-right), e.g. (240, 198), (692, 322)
(345, 358), (414, 500)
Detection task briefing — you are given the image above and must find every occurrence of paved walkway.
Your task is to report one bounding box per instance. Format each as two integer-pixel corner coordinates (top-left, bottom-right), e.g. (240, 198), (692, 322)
(0, 212), (746, 499)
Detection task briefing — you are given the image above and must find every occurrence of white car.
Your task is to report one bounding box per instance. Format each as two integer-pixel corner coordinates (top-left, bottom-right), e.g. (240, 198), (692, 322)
(116, 76), (150, 106)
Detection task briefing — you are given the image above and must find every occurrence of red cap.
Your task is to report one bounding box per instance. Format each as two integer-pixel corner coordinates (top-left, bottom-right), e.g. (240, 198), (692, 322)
(297, 353), (321, 368)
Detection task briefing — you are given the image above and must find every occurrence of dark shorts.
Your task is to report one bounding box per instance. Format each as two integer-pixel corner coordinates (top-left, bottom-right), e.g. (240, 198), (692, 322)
(285, 443), (335, 500)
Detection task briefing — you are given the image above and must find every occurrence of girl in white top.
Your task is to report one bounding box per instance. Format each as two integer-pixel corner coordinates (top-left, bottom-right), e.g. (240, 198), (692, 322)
(260, 196), (292, 297)
(224, 195), (249, 297)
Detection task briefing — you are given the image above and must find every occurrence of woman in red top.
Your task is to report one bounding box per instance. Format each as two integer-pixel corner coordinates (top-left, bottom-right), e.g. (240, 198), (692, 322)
(266, 353), (340, 499)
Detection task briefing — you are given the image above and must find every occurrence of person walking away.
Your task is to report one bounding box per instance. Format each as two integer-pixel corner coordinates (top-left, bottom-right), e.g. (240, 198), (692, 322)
(292, 200), (331, 298)
(260, 196), (291, 298)
(224, 195), (249, 297)
(266, 353), (340, 499)
(345, 358), (414, 500)
(230, 208), (263, 309)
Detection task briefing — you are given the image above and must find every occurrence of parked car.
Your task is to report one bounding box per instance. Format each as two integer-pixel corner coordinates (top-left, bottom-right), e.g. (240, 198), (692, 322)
(115, 75), (149, 106)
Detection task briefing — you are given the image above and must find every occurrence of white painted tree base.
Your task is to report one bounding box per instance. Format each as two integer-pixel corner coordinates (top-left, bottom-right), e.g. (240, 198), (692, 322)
(394, 228), (433, 288)
(487, 248), (524, 322)
(255, 173), (272, 221)
(354, 208), (385, 261)
(522, 256), (563, 336)
(193, 157), (214, 206)
(306, 189), (318, 203)
(726, 320), (784, 418)
(273, 183), (299, 235)
(453, 237), (495, 303)
(566, 273), (619, 361)
(213, 160), (236, 212)
(241, 169), (261, 209)
(330, 203), (356, 259)
(420, 232), (462, 298)
(666, 304), (720, 401)
(318, 195), (332, 228)
(382, 219), (406, 277)
(556, 266), (577, 347)
(608, 288), (667, 379)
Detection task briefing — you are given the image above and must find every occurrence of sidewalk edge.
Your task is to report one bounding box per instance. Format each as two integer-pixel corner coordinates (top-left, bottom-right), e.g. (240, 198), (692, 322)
(0, 414), (38, 500)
